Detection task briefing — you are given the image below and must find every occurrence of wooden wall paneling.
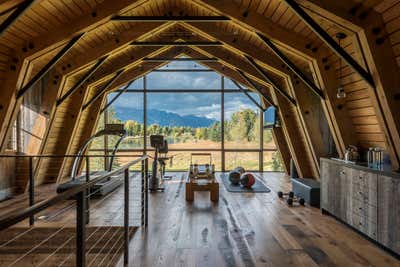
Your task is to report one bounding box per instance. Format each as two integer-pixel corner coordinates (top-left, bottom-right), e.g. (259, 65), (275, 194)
(297, 0), (400, 169)
(34, 79), (90, 184)
(0, 55), (31, 152)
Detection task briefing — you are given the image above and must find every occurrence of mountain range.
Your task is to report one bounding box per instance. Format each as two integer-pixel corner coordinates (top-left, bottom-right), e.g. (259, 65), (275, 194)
(113, 107), (216, 127)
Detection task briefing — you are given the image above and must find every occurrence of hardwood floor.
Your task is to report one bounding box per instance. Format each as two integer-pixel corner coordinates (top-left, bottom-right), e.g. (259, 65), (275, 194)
(120, 172), (400, 267)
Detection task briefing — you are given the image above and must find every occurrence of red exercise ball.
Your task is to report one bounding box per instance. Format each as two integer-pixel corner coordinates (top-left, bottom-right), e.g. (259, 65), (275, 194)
(240, 172), (256, 188)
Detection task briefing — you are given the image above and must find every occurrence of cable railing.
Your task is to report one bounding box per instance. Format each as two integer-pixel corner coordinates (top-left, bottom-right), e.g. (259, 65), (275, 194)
(0, 154), (149, 267)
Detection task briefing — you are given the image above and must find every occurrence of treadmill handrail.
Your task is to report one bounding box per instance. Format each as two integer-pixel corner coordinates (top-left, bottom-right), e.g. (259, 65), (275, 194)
(70, 129), (127, 180)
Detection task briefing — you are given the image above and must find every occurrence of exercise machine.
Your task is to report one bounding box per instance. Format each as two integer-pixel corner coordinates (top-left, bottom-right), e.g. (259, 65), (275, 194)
(186, 153), (219, 202)
(57, 124), (127, 197)
(157, 138), (174, 180)
(149, 135), (167, 192)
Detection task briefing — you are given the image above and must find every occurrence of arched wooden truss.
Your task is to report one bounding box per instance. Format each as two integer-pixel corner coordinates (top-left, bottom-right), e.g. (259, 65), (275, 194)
(0, 0), (399, 191)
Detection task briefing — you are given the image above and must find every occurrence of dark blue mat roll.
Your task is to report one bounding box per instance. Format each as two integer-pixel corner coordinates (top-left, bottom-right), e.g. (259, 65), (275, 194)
(220, 173), (271, 193)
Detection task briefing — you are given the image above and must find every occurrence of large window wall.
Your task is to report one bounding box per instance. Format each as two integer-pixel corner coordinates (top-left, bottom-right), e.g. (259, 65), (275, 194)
(92, 61), (283, 172)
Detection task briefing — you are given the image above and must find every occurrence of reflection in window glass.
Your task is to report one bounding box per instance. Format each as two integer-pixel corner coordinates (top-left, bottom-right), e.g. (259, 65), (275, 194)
(225, 152), (259, 171)
(146, 72), (221, 89)
(263, 151), (284, 172)
(146, 93), (221, 149)
(224, 93), (261, 149)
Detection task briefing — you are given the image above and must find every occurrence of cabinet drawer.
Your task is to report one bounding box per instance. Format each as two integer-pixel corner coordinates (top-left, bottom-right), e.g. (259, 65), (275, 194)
(352, 182), (378, 207)
(351, 213), (377, 240)
(351, 198), (377, 224)
(352, 169), (377, 191)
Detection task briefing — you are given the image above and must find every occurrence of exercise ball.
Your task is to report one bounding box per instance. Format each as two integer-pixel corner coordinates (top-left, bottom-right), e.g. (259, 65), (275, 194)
(228, 170), (241, 185)
(240, 172), (256, 188)
(234, 166), (246, 174)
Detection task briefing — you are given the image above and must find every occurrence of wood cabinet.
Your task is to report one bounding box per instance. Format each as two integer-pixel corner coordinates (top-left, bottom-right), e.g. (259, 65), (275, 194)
(378, 175), (400, 254)
(321, 158), (400, 255)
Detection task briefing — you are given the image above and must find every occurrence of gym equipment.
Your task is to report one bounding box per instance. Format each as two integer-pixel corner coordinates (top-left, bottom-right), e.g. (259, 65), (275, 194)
(291, 178), (320, 207)
(277, 191), (294, 198)
(286, 196), (305, 206)
(149, 135), (166, 192)
(57, 124), (127, 197)
(277, 190), (305, 206)
(240, 172), (256, 188)
(157, 139), (174, 180)
(228, 170), (241, 185)
(186, 153), (219, 202)
(235, 166), (246, 175)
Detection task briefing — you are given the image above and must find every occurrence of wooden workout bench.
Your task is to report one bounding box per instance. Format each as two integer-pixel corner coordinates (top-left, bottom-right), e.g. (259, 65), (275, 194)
(185, 153), (219, 202)
(185, 179), (219, 202)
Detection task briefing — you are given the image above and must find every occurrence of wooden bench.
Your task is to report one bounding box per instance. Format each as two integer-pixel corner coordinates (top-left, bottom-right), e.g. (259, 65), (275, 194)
(185, 176), (219, 202)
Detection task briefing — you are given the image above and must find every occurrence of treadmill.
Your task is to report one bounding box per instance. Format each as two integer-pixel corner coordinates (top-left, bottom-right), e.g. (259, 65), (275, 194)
(57, 124), (127, 197)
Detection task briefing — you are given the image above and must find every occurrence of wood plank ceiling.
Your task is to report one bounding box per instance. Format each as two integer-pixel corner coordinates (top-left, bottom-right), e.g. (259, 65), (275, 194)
(0, 0), (399, 189)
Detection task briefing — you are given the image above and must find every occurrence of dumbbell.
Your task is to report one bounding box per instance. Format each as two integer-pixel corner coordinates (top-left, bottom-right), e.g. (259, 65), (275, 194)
(287, 197), (305, 206)
(277, 191), (294, 198)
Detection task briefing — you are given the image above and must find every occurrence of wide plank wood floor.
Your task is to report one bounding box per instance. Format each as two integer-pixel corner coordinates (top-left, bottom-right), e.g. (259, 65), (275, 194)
(119, 172), (400, 267)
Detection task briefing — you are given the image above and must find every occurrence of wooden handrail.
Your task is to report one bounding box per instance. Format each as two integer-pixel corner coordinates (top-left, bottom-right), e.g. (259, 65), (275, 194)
(0, 155), (148, 231)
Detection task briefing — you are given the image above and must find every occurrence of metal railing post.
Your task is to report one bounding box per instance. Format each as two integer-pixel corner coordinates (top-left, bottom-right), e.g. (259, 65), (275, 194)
(124, 168), (129, 265)
(76, 191), (87, 267)
(29, 156), (34, 226)
(141, 160), (145, 226)
(144, 158), (149, 227)
(85, 156), (90, 224)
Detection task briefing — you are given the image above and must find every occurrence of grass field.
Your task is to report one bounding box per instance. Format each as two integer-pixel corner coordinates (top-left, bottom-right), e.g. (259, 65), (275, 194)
(88, 140), (283, 172)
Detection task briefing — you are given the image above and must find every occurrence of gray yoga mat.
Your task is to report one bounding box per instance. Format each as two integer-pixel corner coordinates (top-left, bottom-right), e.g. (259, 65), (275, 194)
(220, 173), (271, 193)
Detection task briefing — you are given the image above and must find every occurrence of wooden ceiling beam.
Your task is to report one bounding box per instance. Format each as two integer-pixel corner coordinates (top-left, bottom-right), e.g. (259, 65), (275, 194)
(142, 57), (218, 62)
(57, 22), (172, 77)
(192, 0), (323, 59)
(0, 0), (34, 38)
(236, 69), (277, 108)
(16, 33), (85, 100)
(82, 69), (125, 111)
(244, 55), (297, 105)
(57, 56), (109, 107)
(284, 0), (375, 89)
(182, 22), (354, 158)
(256, 33), (325, 100)
(19, 0), (149, 61)
(111, 15), (230, 21)
(131, 41), (222, 46)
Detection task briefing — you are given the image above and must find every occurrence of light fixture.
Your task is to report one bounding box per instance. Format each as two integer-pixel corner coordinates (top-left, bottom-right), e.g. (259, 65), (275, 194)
(336, 32), (347, 99)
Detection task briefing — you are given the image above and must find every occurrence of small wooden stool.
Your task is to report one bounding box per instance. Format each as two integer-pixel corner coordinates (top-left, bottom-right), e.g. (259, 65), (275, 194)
(185, 180), (219, 202)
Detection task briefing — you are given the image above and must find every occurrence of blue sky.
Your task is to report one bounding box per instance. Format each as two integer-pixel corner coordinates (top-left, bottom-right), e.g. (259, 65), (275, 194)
(108, 60), (261, 121)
